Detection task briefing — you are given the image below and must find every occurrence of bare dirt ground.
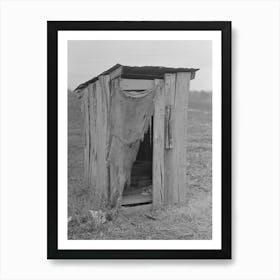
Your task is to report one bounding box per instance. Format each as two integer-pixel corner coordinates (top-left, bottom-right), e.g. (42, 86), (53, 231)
(68, 90), (212, 240)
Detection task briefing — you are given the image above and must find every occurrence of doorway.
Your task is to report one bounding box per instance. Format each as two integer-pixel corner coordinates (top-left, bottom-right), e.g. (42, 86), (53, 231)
(122, 116), (153, 207)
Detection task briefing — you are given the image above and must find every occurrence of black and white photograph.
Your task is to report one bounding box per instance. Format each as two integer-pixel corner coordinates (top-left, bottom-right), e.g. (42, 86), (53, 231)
(68, 41), (212, 240)
(47, 21), (231, 259)
(3, 0), (280, 278)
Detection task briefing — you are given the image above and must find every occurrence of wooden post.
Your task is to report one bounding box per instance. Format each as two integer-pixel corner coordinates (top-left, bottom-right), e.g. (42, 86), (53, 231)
(152, 79), (165, 209)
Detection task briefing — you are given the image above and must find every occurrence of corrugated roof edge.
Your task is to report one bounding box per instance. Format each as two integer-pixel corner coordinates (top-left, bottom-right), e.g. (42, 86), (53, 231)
(74, 64), (199, 94)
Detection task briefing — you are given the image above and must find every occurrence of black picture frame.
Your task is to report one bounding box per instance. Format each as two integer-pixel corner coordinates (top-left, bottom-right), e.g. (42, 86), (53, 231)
(47, 21), (231, 259)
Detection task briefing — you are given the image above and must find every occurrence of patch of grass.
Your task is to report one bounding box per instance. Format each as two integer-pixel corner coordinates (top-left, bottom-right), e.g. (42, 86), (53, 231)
(68, 196), (211, 240)
(68, 90), (212, 240)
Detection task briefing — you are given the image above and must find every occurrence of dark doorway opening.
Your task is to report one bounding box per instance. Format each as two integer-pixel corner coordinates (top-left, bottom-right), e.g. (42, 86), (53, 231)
(122, 117), (153, 207)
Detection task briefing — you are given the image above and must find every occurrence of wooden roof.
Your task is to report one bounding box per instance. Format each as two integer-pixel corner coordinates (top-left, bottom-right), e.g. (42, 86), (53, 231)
(74, 64), (199, 93)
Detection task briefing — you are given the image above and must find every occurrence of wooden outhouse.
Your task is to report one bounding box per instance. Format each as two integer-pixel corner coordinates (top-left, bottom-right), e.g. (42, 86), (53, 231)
(74, 64), (198, 210)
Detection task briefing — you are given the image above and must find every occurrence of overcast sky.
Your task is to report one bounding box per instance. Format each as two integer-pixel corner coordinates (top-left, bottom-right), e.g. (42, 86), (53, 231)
(68, 40), (212, 91)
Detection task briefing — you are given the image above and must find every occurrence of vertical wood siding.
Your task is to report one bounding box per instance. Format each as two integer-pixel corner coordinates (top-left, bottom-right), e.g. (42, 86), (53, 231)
(152, 79), (165, 209)
(81, 73), (190, 209)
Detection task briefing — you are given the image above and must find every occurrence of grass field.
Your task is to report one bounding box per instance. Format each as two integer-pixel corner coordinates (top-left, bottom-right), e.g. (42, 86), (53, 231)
(68, 90), (212, 240)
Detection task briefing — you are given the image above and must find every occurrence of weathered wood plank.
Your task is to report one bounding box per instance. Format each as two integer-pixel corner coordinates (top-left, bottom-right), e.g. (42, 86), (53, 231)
(88, 83), (96, 194)
(99, 75), (111, 200)
(174, 72), (191, 204)
(164, 74), (176, 205)
(152, 79), (165, 209)
(120, 79), (155, 91)
(100, 79), (110, 204)
(122, 192), (152, 206)
(88, 81), (109, 208)
(81, 88), (90, 187)
(99, 75), (111, 162)
(108, 79), (121, 207)
(164, 73), (191, 205)
(120, 203), (152, 215)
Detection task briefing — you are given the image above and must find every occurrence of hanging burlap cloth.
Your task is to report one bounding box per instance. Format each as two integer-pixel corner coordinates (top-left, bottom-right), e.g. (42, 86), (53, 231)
(108, 80), (159, 207)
